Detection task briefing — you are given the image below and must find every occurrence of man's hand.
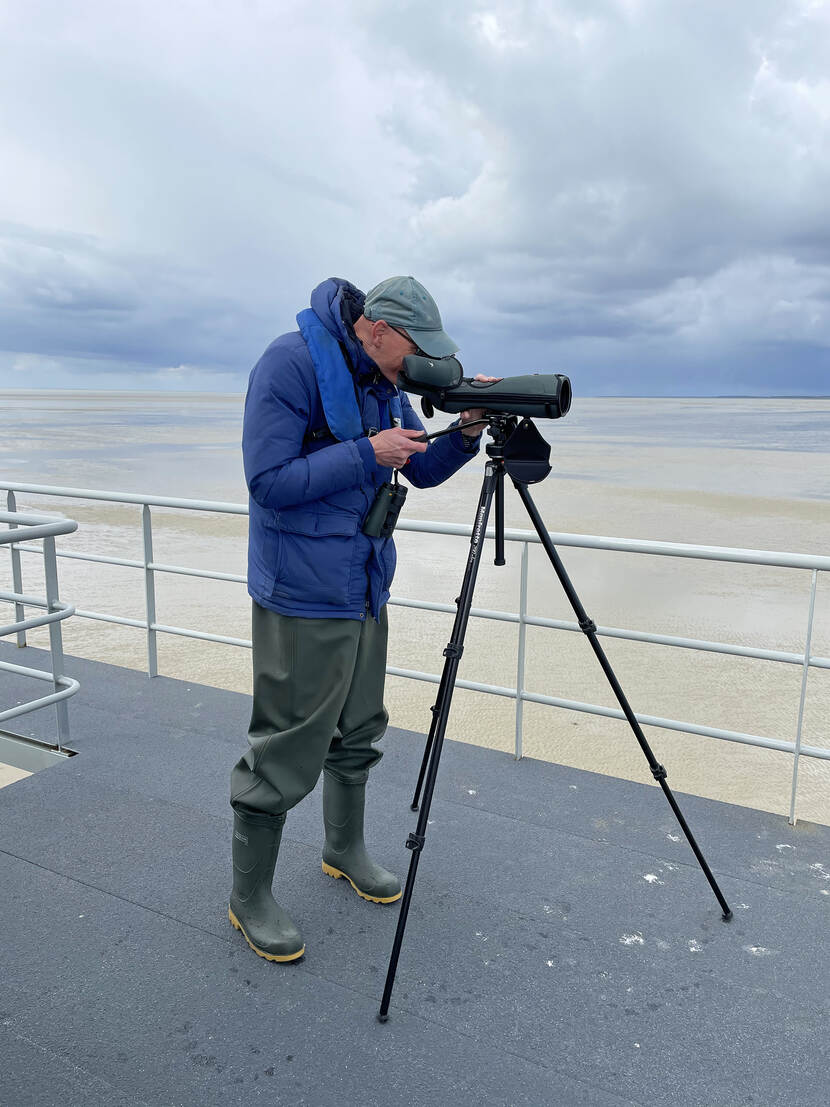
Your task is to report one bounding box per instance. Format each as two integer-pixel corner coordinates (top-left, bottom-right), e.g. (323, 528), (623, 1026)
(460, 374), (502, 436)
(370, 427), (429, 468)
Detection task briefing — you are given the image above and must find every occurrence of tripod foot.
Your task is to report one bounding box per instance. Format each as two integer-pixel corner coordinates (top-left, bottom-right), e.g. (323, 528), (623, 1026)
(722, 910), (733, 922)
(377, 1013), (389, 1024)
(410, 803), (419, 812)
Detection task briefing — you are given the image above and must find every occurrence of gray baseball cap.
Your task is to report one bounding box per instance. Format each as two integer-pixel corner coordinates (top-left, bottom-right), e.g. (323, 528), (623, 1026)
(363, 275), (459, 358)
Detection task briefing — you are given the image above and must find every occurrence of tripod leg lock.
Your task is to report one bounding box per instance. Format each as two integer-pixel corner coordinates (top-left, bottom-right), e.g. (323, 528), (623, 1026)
(443, 643), (464, 660)
(578, 617), (597, 635)
(406, 832), (426, 853)
(651, 764), (668, 782)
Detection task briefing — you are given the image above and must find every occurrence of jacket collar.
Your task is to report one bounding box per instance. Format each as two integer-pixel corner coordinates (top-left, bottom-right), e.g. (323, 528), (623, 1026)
(308, 277), (393, 387)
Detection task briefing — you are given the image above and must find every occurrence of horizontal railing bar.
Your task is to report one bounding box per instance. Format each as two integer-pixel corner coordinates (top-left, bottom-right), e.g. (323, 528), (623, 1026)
(151, 623), (251, 648)
(520, 616), (812, 665)
(516, 616), (830, 670)
(55, 606), (252, 647)
(0, 482), (246, 515)
(396, 520), (830, 571)
(520, 692), (830, 758)
(388, 597), (830, 670)
(9, 544), (144, 569)
(0, 509), (59, 523)
(149, 564), (247, 584)
(0, 660), (79, 685)
(3, 481), (829, 570)
(7, 544), (247, 584)
(386, 667), (830, 761)
(387, 666), (514, 697)
(0, 591), (71, 610)
(392, 598), (522, 622)
(74, 608), (148, 629)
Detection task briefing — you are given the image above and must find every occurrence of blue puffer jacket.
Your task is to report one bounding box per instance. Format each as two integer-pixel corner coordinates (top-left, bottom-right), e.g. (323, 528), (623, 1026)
(243, 278), (480, 621)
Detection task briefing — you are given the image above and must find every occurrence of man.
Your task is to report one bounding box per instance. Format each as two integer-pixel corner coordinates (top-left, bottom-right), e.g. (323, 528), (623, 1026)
(229, 275), (486, 962)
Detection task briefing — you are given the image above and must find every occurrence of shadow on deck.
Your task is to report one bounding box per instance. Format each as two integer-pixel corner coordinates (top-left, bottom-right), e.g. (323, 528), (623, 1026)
(1, 644), (828, 1106)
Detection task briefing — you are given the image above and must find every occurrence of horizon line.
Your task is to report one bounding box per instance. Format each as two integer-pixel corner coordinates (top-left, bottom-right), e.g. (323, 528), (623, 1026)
(1, 387), (829, 400)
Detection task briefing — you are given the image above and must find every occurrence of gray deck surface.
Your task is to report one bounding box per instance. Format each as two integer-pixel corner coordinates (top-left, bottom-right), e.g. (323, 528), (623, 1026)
(1, 643), (828, 1107)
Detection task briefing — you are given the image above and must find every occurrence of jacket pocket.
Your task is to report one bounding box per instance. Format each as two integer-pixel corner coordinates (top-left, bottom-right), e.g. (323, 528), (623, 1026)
(277, 509), (360, 537)
(273, 509), (360, 607)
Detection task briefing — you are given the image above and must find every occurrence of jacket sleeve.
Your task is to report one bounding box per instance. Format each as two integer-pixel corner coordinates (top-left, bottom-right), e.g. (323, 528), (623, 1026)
(398, 392), (481, 489)
(243, 345), (379, 510)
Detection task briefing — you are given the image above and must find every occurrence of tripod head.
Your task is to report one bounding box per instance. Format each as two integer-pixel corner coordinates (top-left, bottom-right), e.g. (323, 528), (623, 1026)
(482, 413), (518, 447)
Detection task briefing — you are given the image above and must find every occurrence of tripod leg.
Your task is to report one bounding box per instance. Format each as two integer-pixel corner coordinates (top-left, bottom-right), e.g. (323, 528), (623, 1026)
(411, 467), (506, 811)
(379, 462), (500, 1022)
(513, 480), (732, 921)
(495, 466), (505, 566)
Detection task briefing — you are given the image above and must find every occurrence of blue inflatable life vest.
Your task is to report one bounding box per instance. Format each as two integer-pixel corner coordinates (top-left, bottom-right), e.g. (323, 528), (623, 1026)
(296, 307), (401, 441)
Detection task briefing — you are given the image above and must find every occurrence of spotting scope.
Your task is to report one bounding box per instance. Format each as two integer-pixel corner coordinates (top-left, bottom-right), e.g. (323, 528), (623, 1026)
(399, 355), (571, 420)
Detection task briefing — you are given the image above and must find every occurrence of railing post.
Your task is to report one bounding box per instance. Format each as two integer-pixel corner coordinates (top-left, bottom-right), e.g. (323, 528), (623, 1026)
(142, 504), (158, 678)
(515, 542), (529, 760)
(7, 490), (26, 647)
(42, 534), (69, 751)
(789, 569), (818, 825)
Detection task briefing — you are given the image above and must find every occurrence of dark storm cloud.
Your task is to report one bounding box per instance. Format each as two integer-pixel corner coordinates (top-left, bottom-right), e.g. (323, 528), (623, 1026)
(360, 0), (830, 390)
(0, 223), (264, 370)
(1, 0), (829, 391)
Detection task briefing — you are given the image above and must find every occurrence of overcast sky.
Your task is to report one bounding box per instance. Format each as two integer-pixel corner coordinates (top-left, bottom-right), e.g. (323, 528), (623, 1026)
(1, 0), (829, 395)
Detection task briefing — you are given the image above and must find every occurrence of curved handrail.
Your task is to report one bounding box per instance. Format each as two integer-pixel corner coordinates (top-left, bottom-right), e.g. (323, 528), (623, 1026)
(0, 508), (79, 755)
(0, 508), (79, 542)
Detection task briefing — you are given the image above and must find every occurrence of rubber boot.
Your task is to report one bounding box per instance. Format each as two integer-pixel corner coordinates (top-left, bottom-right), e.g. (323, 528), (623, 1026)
(321, 775), (401, 904)
(229, 811), (305, 962)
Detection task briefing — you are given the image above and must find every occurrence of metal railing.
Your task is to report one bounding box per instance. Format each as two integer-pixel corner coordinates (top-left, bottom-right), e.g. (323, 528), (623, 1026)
(1, 499), (79, 756)
(2, 481), (828, 823)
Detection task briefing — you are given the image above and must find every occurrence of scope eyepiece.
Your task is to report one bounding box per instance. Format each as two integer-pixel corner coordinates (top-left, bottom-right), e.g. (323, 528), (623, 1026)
(399, 355), (571, 420)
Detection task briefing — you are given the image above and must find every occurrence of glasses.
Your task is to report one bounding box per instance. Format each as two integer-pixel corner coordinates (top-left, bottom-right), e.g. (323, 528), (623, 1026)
(388, 324), (428, 358)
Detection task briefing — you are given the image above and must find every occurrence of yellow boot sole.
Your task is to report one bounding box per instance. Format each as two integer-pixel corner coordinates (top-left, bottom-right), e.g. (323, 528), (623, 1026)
(321, 861), (403, 904)
(228, 906), (305, 962)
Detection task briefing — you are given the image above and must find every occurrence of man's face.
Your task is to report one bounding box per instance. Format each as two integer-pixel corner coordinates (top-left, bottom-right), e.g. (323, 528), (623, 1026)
(363, 320), (423, 385)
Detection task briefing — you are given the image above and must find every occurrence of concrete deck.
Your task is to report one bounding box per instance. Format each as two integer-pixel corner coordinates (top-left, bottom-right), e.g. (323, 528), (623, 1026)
(1, 642), (828, 1106)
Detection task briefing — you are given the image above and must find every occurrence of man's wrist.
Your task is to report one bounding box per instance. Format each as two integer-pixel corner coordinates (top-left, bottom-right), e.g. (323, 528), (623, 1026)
(455, 425), (481, 452)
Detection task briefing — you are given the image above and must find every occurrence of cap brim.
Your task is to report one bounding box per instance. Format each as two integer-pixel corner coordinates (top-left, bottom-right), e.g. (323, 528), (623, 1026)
(408, 328), (459, 358)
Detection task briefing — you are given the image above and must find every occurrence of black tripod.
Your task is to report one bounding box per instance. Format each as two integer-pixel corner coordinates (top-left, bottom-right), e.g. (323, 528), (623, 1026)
(378, 415), (732, 1022)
